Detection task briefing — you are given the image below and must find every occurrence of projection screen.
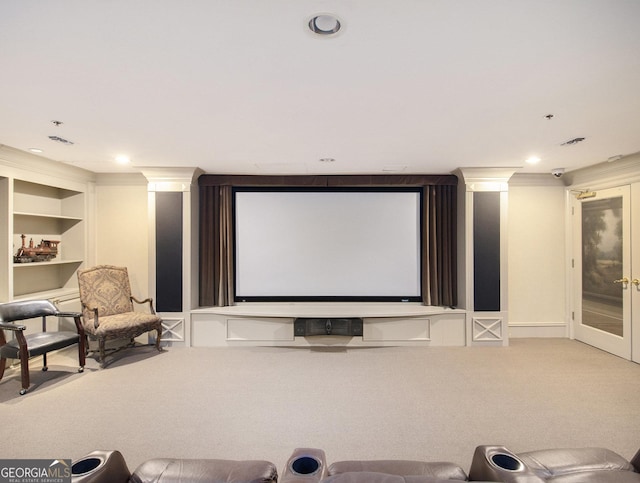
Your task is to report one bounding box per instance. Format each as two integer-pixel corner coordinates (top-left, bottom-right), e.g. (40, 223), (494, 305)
(233, 188), (422, 301)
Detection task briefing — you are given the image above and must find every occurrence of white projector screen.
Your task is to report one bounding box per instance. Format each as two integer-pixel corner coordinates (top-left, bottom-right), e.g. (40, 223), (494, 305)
(233, 188), (422, 301)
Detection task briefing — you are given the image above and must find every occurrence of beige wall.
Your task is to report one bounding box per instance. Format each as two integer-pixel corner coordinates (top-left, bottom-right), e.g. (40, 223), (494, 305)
(92, 172), (570, 338)
(95, 177), (149, 298)
(507, 182), (566, 333)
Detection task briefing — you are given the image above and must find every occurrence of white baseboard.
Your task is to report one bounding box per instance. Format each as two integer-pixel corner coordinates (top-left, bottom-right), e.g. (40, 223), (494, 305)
(508, 322), (568, 338)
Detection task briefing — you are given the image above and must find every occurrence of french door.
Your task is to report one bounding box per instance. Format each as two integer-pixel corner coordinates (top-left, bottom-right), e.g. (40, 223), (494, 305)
(573, 185), (632, 360)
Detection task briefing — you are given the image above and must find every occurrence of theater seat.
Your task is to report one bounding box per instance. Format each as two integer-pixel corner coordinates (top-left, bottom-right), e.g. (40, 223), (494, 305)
(281, 448), (471, 483)
(468, 445), (640, 482)
(71, 451), (278, 483)
(323, 473), (466, 483)
(129, 458), (278, 483)
(328, 460), (469, 482)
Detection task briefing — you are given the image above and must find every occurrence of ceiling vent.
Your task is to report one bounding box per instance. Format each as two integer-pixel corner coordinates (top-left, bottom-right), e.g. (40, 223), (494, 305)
(561, 137), (585, 146)
(48, 135), (74, 145)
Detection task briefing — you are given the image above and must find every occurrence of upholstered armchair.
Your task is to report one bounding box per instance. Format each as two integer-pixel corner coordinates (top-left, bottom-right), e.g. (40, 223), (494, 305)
(77, 265), (163, 365)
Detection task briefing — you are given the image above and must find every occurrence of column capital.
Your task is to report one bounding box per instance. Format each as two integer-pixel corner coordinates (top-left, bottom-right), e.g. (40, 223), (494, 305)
(455, 167), (520, 192)
(140, 167), (203, 192)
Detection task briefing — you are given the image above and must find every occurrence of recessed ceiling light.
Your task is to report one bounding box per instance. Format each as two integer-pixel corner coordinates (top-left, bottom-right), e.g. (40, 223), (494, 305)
(29, 148), (43, 153)
(115, 155), (131, 165)
(526, 156), (541, 165)
(308, 14), (341, 35)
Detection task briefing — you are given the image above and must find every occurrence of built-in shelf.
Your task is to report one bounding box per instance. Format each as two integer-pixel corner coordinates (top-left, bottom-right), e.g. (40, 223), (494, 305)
(13, 259), (84, 268)
(14, 211), (83, 221)
(8, 178), (87, 301)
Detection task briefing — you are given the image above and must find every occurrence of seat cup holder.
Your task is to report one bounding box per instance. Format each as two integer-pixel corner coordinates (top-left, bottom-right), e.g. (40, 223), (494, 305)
(71, 451), (130, 483)
(490, 453), (525, 472)
(290, 456), (321, 475)
(72, 457), (103, 475)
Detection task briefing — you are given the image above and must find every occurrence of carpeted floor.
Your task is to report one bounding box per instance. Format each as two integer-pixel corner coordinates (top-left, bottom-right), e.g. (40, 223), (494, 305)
(1, 338), (639, 476)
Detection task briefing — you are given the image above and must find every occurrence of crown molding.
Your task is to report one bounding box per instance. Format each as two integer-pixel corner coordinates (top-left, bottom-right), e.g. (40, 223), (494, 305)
(509, 173), (565, 187)
(455, 167), (520, 192)
(0, 144), (96, 185)
(140, 167), (204, 192)
(95, 172), (149, 186)
(563, 151), (640, 189)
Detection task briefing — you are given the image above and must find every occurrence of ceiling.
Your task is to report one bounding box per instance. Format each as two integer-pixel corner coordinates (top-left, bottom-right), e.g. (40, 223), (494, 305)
(1, 1), (639, 177)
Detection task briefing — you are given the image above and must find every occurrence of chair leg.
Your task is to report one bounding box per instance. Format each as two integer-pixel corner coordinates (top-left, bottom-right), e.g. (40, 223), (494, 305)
(77, 338), (86, 373)
(18, 345), (30, 395)
(0, 330), (6, 383)
(99, 338), (106, 366)
(155, 326), (162, 352)
(13, 330), (31, 395)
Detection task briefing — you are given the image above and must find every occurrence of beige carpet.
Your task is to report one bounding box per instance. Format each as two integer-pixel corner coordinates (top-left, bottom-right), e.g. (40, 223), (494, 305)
(1, 338), (639, 477)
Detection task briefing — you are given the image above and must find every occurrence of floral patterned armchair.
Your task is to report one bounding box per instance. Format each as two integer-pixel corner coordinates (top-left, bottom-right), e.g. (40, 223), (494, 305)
(77, 265), (163, 365)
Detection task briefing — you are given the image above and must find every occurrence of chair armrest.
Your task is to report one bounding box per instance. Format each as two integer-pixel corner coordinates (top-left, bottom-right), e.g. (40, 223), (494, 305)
(55, 312), (86, 338)
(0, 321), (26, 331)
(628, 447), (640, 473)
(81, 303), (101, 329)
(131, 296), (156, 314)
(55, 311), (82, 318)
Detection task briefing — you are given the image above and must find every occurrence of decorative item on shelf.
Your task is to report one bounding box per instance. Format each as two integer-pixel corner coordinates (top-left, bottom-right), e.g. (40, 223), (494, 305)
(14, 234), (60, 263)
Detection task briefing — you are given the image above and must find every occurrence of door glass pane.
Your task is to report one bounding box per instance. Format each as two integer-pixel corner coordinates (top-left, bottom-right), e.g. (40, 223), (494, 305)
(582, 197), (623, 336)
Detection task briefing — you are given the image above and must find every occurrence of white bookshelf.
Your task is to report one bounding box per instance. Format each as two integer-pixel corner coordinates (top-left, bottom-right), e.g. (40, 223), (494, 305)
(9, 179), (86, 300)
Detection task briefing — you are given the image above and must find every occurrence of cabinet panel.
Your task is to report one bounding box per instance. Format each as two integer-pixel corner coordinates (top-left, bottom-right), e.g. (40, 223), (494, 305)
(0, 177), (9, 300)
(364, 317), (431, 341)
(226, 317), (294, 341)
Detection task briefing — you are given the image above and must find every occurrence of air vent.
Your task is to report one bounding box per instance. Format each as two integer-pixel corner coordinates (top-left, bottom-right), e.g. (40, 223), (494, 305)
(48, 135), (74, 145)
(561, 137), (585, 146)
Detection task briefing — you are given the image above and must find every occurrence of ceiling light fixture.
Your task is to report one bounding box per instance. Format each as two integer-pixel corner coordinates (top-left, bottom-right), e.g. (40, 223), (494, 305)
(525, 156), (541, 165)
(115, 155), (131, 165)
(308, 14), (341, 35)
(29, 148), (43, 153)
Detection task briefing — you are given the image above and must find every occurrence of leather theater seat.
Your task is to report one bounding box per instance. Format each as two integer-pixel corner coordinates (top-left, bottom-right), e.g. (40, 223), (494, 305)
(327, 460), (470, 482)
(323, 460), (467, 483)
(468, 445), (640, 482)
(129, 458), (278, 483)
(71, 451), (278, 483)
(280, 448), (471, 483)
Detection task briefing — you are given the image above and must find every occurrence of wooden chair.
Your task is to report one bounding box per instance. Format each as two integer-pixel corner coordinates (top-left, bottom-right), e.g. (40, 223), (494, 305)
(77, 265), (163, 365)
(0, 299), (86, 395)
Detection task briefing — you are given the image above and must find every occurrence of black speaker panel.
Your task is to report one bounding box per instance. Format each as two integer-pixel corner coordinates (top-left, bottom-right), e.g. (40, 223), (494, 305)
(473, 191), (501, 311)
(155, 191), (183, 312)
